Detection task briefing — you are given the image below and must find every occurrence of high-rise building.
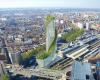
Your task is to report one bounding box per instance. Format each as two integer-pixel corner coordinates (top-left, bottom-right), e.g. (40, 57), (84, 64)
(96, 60), (100, 80)
(44, 15), (57, 67)
(46, 15), (57, 52)
(0, 61), (7, 80)
(1, 38), (11, 64)
(9, 52), (22, 64)
(71, 61), (95, 80)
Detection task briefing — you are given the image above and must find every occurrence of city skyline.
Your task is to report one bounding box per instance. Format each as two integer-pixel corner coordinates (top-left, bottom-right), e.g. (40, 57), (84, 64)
(0, 2), (100, 80)
(0, 0), (100, 8)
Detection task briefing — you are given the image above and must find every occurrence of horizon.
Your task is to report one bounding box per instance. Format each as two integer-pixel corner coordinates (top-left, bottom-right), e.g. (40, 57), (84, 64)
(0, 7), (100, 9)
(0, 0), (100, 9)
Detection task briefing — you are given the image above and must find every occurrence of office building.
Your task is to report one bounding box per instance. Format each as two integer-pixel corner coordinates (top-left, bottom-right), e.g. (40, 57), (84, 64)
(71, 61), (95, 80)
(0, 61), (7, 80)
(96, 60), (100, 80)
(44, 15), (57, 67)
(9, 52), (22, 64)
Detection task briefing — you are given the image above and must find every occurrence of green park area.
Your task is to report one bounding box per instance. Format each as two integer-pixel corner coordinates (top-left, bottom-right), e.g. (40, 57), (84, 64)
(22, 45), (49, 60)
(62, 28), (84, 42)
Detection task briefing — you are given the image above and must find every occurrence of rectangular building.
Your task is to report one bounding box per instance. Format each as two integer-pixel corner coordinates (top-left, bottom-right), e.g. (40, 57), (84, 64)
(71, 61), (94, 80)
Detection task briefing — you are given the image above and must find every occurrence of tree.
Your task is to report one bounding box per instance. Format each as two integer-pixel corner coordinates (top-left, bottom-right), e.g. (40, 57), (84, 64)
(2, 74), (10, 80)
(62, 28), (84, 42)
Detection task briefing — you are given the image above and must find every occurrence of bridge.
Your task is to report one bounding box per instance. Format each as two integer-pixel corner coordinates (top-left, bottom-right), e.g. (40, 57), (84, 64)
(7, 64), (62, 80)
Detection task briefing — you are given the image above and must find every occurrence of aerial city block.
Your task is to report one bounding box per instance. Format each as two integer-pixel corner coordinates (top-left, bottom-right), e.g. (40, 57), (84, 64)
(0, 0), (100, 80)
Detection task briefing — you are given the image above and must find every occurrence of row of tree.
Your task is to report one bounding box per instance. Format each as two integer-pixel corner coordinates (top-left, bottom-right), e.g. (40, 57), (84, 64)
(21, 45), (48, 60)
(62, 28), (84, 42)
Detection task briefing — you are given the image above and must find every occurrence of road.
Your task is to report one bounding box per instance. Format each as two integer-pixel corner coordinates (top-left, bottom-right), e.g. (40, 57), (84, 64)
(7, 64), (62, 80)
(0, 37), (12, 64)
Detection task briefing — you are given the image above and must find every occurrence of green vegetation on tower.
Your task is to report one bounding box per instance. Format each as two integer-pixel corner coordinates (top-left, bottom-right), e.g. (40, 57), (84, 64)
(45, 15), (55, 27)
(48, 29), (57, 54)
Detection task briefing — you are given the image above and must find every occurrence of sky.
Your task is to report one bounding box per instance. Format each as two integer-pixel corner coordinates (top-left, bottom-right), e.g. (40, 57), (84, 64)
(0, 0), (100, 8)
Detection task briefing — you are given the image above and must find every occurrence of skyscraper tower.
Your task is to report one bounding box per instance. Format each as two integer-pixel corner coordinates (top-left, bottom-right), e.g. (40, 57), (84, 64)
(96, 60), (100, 80)
(44, 15), (57, 67)
(1, 38), (11, 64)
(46, 15), (57, 54)
(0, 61), (7, 80)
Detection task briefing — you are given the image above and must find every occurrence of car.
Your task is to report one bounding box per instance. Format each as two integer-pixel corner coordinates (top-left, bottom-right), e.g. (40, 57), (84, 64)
(29, 69), (33, 71)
